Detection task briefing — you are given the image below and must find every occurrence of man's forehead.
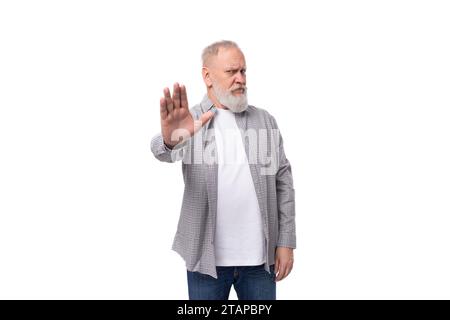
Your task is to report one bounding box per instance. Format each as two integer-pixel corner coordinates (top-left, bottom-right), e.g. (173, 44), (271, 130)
(216, 47), (246, 67)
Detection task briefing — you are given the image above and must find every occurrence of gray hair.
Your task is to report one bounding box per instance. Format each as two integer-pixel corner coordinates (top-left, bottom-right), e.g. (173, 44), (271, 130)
(201, 40), (241, 66)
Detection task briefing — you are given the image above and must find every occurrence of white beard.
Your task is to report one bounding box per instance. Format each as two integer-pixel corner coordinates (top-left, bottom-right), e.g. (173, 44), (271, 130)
(212, 83), (248, 113)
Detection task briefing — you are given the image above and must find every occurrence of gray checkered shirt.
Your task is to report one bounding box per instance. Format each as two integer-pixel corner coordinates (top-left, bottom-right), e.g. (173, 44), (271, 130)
(150, 95), (296, 279)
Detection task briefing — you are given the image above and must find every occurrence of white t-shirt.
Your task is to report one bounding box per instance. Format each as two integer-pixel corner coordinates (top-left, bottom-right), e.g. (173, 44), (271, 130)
(213, 108), (265, 266)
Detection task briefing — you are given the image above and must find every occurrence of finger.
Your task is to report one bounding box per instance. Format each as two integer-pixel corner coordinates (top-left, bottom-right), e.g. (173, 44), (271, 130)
(276, 264), (287, 282)
(172, 83), (181, 109)
(160, 97), (168, 120)
(274, 260), (279, 276)
(283, 260), (294, 280)
(285, 263), (293, 279)
(180, 84), (188, 109)
(278, 266), (288, 281)
(164, 87), (174, 113)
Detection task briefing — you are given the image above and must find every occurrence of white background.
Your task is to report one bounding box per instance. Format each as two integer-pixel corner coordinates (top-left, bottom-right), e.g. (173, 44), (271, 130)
(0, 0), (449, 299)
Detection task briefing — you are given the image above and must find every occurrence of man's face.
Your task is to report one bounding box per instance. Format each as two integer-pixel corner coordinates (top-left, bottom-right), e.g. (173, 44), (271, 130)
(210, 47), (247, 95)
(205, 47), (248, 112)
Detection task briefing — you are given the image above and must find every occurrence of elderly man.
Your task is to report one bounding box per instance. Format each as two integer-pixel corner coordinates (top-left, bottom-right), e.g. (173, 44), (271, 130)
(151, 40), (296, 300)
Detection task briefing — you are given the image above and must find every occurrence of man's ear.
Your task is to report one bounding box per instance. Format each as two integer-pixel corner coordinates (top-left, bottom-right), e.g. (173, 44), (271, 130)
(202, 67), (212, 88)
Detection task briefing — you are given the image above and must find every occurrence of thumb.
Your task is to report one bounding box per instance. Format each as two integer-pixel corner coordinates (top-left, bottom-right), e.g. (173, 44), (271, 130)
(193, 107), (216, 134)
(199, 107), (217, 127)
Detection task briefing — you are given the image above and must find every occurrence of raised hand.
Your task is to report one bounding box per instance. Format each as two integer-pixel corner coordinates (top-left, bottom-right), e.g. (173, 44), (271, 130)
(160, 83), (215, 148)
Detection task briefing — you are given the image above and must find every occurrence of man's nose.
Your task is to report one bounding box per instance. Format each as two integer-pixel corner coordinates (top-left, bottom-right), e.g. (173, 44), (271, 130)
(234, 72), (246, 84)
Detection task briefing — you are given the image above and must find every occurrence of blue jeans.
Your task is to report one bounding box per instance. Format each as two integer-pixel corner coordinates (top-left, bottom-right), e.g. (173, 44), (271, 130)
(187, 264), (276, 300)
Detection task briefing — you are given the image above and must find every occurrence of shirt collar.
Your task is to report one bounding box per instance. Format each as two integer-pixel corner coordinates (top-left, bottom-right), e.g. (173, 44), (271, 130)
(200, 94), (215, 113)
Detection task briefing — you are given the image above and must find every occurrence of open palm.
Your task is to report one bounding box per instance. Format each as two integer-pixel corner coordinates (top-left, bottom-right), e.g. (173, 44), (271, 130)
(160, 83), (215, 148)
